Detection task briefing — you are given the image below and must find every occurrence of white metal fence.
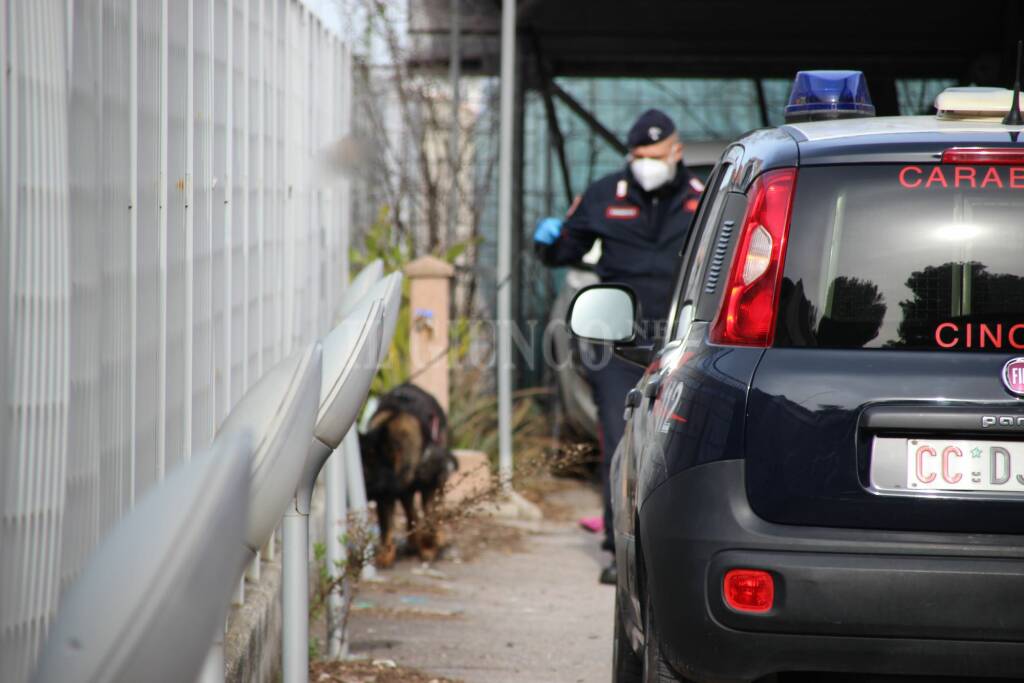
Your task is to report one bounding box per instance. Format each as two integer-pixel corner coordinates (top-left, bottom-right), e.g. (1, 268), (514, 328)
(0, 1), (352, 680)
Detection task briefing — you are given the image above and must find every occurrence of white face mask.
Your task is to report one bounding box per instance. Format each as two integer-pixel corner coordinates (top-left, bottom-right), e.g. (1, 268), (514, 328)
(629, 157), (677, 192)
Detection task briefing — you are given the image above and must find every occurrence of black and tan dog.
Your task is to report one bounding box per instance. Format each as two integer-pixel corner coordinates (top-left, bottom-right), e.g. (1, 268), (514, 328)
(360, 383), (457, 567)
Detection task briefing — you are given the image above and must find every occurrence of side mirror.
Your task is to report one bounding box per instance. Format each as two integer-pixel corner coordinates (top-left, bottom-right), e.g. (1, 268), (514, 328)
(567, 284), (639, 344)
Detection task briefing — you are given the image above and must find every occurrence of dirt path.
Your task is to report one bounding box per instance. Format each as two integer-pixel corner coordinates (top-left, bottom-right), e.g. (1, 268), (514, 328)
(338, 482), (614, 683)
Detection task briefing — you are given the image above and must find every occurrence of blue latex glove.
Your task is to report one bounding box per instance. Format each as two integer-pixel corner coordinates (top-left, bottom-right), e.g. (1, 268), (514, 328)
(533, 216), (563, 245)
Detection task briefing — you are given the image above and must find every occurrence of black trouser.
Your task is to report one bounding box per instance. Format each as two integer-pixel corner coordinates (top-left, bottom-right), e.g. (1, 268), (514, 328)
(584, 349), (644, 553)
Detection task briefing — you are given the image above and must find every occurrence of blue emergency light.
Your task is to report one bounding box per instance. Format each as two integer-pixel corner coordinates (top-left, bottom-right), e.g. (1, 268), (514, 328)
(784, 70), (875, 122)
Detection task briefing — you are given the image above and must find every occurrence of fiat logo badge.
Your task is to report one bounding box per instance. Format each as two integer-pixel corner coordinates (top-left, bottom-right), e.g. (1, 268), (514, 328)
(1002, 358), (1024, 397)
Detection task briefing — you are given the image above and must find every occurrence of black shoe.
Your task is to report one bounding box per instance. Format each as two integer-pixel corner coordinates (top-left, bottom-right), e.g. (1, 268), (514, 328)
(599, 560), (617, 585)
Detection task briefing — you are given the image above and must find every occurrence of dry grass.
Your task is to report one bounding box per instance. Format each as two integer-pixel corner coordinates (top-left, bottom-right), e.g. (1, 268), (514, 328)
(443, 513), (526, 562)
(516, 476), (581, 522)
(358, 577), (452, 597)
(350, 606), (461, 621)
(310, 659), (461, 683)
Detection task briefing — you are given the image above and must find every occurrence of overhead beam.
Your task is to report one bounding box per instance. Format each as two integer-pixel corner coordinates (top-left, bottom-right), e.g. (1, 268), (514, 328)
(531, 34), (573, 204)
(539, 84), (573, 205)
(548, 80), (627, 155)
(517, 0), (544, 23)
(408, 0), (1010, 80)
(755, 78), (769, 128)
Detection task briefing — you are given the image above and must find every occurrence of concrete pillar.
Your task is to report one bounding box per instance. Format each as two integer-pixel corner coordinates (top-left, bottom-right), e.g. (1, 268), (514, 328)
(404, 256), (454, 412)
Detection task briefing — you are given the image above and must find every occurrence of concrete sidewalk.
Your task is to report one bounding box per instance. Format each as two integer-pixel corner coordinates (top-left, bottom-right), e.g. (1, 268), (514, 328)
(343, 482), (614, 683)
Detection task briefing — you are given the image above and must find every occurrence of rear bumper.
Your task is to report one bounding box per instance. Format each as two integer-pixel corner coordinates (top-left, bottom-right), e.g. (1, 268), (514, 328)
(639, 460), (1024, 683)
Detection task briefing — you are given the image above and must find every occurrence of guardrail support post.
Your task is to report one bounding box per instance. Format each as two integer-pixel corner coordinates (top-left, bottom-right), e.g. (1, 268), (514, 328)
(325, 445), (349, 658)
(282, 507), (309, 682)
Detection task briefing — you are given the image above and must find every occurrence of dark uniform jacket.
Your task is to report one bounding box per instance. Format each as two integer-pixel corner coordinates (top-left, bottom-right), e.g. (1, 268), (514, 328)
(538, 162), (704, 327)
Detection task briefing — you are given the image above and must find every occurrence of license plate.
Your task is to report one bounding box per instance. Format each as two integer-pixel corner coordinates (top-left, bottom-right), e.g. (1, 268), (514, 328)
(906, 439), (1024, 493)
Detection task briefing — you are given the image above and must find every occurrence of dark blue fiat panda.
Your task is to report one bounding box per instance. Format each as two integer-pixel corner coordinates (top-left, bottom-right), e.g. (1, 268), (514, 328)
(568, 74), (1024, 682)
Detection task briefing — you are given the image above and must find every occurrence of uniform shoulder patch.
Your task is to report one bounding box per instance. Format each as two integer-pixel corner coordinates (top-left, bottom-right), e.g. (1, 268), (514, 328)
(689, 177), (705, 192)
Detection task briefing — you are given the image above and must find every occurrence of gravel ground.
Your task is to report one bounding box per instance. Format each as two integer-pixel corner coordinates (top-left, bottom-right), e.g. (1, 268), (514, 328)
(339, 481), (614, 683)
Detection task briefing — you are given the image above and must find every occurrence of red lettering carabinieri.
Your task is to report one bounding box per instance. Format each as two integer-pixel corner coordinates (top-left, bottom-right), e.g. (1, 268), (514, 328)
(900, 165), (1024, 189)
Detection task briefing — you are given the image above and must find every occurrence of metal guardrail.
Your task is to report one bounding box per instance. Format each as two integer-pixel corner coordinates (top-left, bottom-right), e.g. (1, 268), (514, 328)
(0, 1), (353, 680)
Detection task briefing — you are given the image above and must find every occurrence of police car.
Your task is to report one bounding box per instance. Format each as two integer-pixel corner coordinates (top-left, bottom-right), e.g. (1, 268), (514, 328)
(568, 70), (1024, 682)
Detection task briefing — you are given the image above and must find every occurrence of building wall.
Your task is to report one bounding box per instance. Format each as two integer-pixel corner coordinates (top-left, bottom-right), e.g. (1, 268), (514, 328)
(0, 1), (352, 680)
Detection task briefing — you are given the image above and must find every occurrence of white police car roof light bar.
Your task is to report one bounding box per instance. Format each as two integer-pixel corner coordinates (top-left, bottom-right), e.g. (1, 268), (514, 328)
(282, 296), (384, 683)
(935, 87), (1024, 121)
(934, 42), (1022, 124)
(784, 70), (875, 123)
(33, 432), (254, 683)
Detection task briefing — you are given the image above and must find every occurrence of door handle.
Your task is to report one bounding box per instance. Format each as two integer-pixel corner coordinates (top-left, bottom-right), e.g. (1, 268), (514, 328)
(643, 374), (664, 401)
(623, 388), (643, 420)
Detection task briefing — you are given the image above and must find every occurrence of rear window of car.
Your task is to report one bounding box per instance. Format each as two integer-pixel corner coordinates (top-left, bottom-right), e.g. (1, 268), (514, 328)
(776, 163), (1024, 351)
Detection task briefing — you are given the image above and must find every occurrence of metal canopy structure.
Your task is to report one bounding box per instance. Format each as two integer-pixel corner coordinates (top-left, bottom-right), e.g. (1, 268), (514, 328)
(412, 0), (1022, 89)
(409, 0), (1024, 483)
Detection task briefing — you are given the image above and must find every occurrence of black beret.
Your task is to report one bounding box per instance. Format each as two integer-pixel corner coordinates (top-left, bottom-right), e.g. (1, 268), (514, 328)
(626, 109), (677, 148)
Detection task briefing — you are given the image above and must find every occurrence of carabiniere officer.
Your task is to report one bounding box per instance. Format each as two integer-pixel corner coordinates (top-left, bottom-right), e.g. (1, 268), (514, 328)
(534, 108), (704, 585)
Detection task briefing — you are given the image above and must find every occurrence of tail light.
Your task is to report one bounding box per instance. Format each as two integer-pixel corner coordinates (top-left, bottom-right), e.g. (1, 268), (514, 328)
(709, 168), (797, 347)
(723, 569), (775, 613)
(942, 147), (1024, 165)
